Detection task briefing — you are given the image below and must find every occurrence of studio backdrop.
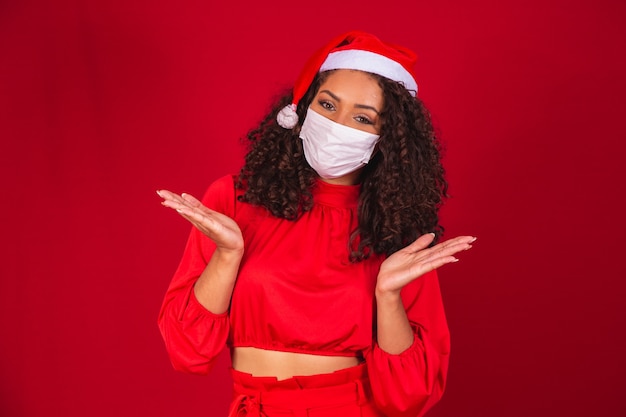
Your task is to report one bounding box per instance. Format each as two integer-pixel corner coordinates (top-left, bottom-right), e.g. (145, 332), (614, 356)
(1, 1), (625, 416)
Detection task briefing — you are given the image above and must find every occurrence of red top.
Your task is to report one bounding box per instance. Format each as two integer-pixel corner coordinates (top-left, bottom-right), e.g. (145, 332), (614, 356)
(158, 175), (450, 417)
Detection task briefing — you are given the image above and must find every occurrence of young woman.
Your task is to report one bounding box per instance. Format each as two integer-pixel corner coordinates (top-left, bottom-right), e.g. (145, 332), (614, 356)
(157, 31), (475, 417)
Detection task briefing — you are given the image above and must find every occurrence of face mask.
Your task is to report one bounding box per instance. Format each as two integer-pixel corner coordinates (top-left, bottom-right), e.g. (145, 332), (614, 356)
(299, 108), (380, 179)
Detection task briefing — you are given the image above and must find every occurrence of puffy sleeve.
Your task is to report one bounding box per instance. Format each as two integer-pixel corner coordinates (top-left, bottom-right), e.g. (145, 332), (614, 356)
(157, 175), (238, 375)
(365, 270), (450, 417)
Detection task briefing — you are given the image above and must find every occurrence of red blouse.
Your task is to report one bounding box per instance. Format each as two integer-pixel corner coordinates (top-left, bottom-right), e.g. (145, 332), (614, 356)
(158, 175), (450, 417)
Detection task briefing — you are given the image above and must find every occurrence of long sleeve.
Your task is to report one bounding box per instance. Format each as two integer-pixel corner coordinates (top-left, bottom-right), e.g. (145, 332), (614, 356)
(157, 175), (237, 375)
(365, 270), (450, 417)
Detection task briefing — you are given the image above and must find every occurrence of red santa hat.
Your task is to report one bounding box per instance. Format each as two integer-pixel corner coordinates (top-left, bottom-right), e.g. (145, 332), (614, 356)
(277, 30), (419, 129)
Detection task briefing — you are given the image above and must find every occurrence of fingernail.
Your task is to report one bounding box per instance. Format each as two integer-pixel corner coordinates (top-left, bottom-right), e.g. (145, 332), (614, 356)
(470, 236), (477, 242)
(451, 257), (459, 263)
(156, 190), (162, 197)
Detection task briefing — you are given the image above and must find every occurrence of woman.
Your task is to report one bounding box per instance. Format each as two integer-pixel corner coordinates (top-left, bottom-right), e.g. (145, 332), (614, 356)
(157, 31), (475, 417)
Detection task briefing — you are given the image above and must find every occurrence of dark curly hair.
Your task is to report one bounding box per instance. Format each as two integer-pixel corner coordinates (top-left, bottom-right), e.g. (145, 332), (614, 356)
(236, 70), (448, 261)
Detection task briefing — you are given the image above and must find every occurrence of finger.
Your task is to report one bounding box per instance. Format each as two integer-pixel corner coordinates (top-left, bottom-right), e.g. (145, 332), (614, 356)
(405, 233), (436, 253)
(437, 235), (476, 249)
(175, 206), (217, 231)
(157, 189), (180, 200)
(425, 240), (473, 261)
(157, 189), (188, 206)
(161, 198), (191, 211)
(424, 236), (475, 256)
(160, 191), (203, 212)
(180, 192), (203, 208)
(178, 196), (222, 219)
(422, 255), (460, 273)
(408, 237), (473, 267)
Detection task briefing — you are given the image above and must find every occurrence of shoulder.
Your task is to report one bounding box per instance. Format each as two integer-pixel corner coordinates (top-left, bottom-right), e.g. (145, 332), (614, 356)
(200, 174), (240, 214)
(202, 174), (237, 196)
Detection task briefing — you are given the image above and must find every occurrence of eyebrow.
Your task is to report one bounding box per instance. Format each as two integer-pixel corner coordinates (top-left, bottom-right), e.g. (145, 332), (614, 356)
(319, 89), (381, 115)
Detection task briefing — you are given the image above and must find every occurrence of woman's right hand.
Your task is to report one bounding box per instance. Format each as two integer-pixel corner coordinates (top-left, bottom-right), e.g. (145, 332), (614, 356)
(157, 189), (244, 254)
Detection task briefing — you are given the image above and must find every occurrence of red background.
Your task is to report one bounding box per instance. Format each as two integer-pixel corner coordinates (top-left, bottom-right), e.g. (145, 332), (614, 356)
(1, 0), (625, 416)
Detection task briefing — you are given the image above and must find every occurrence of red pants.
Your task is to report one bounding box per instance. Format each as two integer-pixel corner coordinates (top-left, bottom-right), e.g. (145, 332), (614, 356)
(228, 363), (384, 417)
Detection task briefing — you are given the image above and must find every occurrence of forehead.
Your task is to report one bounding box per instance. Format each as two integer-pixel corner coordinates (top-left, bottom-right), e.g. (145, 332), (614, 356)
(318, 69), (383, 104)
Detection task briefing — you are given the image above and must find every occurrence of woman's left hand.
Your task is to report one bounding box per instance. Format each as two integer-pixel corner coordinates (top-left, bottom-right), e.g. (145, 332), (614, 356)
(376, 234), (475, 296)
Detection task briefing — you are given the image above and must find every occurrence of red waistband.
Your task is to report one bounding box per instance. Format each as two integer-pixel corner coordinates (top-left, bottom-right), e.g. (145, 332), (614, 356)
(228, 364), (370, 416)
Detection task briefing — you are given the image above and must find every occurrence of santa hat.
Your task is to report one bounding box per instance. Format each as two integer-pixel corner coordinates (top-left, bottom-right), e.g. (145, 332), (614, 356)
(277, 30), (419, 129)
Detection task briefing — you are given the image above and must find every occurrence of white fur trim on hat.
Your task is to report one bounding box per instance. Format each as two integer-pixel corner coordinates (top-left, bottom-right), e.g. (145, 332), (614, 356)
(320, 50), (418, 96)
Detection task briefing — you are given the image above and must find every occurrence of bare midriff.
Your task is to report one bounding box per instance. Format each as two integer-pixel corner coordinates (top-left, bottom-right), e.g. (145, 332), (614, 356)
(232, 347), (361, 380)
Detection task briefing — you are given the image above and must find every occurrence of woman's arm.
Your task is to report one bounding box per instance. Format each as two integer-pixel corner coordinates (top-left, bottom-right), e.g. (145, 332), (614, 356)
(158, 189), (243, 314)
(366, 233), (475, 417)
(374, 233), (474, 353)
(156, 175), (242, 374)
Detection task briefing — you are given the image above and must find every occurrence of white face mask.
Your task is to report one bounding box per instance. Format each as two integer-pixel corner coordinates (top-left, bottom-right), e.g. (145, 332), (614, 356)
(299, 108), (380, 179)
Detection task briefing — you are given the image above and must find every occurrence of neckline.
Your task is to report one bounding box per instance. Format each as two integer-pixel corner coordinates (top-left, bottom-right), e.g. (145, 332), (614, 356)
(312, 178), (360, 208)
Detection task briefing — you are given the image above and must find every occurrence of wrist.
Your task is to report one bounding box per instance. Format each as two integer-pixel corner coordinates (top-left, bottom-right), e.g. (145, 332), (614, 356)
(209, 247), (244, 280)
(375, 286), (402, 305)
(214, 246), (244, 260)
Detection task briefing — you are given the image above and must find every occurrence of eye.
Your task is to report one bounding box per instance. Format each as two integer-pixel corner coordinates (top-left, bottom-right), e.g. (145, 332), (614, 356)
(317, 100), (335, 111)
(354, 115), (374, 125)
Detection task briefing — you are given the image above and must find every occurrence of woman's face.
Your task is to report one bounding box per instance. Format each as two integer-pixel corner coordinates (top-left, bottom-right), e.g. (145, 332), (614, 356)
(310, 69), (384, 134)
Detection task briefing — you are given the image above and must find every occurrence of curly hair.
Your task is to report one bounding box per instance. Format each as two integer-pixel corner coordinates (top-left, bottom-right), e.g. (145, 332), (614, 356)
(236, 70), (448, 261)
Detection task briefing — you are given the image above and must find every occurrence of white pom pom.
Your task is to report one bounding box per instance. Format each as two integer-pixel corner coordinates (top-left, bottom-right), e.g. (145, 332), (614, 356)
(277, 104), (299, 129)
